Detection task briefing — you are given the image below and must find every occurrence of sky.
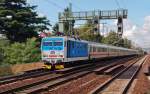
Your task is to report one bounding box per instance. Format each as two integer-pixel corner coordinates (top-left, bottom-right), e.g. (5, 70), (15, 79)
(27, 0), (150, 50)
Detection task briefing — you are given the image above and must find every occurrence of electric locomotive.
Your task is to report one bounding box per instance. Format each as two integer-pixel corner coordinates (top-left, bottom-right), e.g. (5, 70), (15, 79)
(41, 36), (88, 69)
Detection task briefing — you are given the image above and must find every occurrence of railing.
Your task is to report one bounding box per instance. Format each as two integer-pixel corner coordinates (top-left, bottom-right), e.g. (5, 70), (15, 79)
(59, 9), (127, 21)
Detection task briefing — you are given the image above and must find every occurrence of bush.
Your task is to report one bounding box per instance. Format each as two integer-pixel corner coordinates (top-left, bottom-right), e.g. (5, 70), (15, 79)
(0, 39), (10, 65)
(2, 38), (41, 65)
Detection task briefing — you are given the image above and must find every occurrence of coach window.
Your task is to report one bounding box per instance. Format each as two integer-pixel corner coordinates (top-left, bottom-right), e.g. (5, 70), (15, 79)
(89, 46), (91, 52)
(98, 47), (100, 52)
(110, 48), (113, 52)
(112, 49), (114, 52)
(102, 47), (104, 52)
(91, 46), (93, 52)
(92, 47), (94, 52)
(101, 48), (103, 52)
(105, 48), (107, 52)
(103, 48), (105, 52)
(104, 48), (106, 52)
(93, 47), (95, 52)
(95, 47), (97, 52)
(102, 48), (104, 52)
(113, 49), (115, 52)
(99, 47), (101, 52)
(96, 47), (97, 52)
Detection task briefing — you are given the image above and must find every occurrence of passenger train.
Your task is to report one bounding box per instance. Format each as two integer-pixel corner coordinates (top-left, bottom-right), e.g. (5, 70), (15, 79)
(41, 36), (139, 69)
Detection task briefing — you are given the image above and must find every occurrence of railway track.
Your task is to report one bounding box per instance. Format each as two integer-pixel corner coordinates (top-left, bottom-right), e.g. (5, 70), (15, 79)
(0, 62), (95, 94)
(44, 56), (139, 94)
(16, 57), (135, 94)
(0, 56), (136, 94)
(0, 68), (45, 81)
(0, 62), (95, 86)
(89, 56), (147, 94)
(0, 69), (53, 85)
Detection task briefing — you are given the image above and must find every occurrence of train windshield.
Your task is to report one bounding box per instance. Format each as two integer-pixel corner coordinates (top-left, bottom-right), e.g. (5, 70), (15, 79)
(42, 41), (63, 46)
(53, 42), (63, 46)
(43, 42), (53, 46)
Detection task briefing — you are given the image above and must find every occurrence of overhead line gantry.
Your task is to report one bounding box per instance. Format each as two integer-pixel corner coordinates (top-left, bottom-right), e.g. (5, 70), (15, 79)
(59, 9), (127, 20)
(58, 4), (128, 45)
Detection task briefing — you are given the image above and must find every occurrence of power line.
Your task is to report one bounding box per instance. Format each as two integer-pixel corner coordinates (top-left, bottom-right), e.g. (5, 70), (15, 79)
(114, 0), (121, 9)
(45, 0), (64, 10)
(68, 0), (82, 10)
(72, 3), (82, 10)
(122, 0), (127, 9)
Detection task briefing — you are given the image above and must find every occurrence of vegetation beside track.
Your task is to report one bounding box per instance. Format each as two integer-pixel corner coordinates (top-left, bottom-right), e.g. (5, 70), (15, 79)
(0, 0), (48, 67)
(0, 38), (42, 76)
(0, 38), (41, 66)
(0, 62), (44, 76)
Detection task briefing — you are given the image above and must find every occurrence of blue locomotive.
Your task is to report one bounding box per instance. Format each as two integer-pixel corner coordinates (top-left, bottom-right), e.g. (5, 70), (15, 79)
(41, 36), (139, 69)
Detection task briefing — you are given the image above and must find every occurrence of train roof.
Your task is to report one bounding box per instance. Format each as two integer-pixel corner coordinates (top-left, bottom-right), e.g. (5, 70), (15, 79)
(42, 36), (138, 51)
(89, 41), (137, 51)
(42, 36), (88, 43)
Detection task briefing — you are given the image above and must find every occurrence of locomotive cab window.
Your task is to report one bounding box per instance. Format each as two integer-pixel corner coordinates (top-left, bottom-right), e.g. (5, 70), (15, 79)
(53, 41), (63, 46)
(43, 42), (52, 46)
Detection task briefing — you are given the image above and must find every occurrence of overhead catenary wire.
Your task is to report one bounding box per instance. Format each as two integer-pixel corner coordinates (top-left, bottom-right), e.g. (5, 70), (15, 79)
(45, 0), (64, 10)
(122, 0), (127, 9)
(114, 0), (127, 9)
(72, 3), (82, 10)
(114, 0), (121, 9)
(43, 0), (64, 25)
(68, 0), (82, 10)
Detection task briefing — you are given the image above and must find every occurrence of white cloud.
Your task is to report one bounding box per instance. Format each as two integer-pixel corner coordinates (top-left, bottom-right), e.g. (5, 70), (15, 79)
(123, 16), (150, 49)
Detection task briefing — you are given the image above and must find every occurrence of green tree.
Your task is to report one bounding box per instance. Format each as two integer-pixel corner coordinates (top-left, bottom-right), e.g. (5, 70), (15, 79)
(77, 20), (103, 42)
(102, 31), (133, 48)
(52, 23), (59, 35)
(3, 38), (41, 65)
(0, 39), (9, 65)
(0, 0), (50, 42)
(63, 7), (72, 35)
(123, 38), (132, 48)
(102, 31), (119, 46)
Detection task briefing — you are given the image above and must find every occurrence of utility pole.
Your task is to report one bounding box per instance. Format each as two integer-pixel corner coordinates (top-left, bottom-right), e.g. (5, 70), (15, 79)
(58, 3), (74, 37)
(68, 3), (73, 36)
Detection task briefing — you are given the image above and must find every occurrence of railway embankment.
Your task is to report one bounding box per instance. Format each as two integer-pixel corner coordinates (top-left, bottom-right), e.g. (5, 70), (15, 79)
(0, 62), (44, 76)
